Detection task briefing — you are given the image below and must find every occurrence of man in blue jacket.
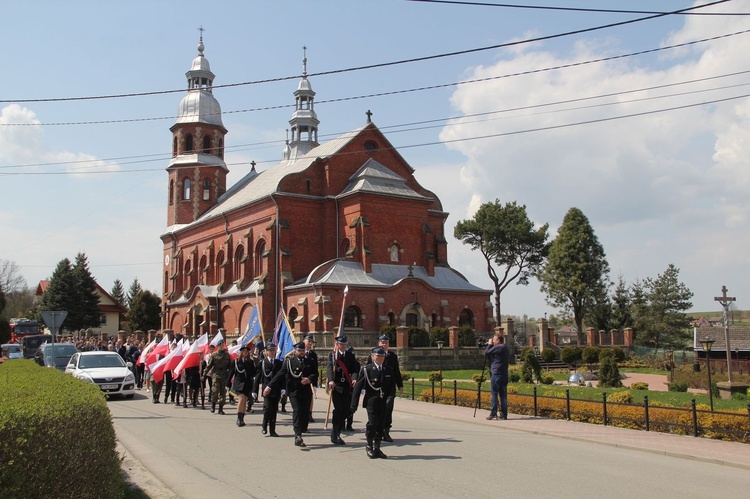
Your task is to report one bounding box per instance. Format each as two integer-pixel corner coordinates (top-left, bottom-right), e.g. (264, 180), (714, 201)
(485, 333), (509, 420)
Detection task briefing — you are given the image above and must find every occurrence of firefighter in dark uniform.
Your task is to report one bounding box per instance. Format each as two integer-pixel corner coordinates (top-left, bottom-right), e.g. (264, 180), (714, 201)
(246, 340), (264, 414)
(303, 333), (318, 424)
(326, 335), (359, 445)
(253, 341), (282, 436)
(264, 341), (318, 447)
(367, 334), (403, 442)
(351, 346), (396, 459)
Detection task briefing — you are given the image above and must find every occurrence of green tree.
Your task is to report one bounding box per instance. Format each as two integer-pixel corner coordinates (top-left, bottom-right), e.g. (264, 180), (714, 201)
(39, 258), (76, 325)
(636, 264), (693, 350)
(68, 252), (102, 331)
(127, 277), (143, 309)
(454, 200), (549, 326)
(111, 279), (126, 308)
(598, 356), (623, 388)
(539, 207), (610, 342)
(610, 274), (633, 331)
(584, 277), (613, 332)
(127, 290), (161, 332)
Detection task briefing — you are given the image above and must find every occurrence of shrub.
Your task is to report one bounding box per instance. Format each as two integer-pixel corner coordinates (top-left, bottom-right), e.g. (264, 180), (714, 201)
(731, 392), (746, 401)
(541, 373), (555, 385)
(612, 347), (627, 362)
(0, 360), (123, 498)
(541, 348), (557, 364)
(472, 372), (486, 384)
(607, 390), (633, 404)
(582, 346), (600, 364)
(668, 381), (689, 392)
(560, 346), (580, 366)
(599, 348), (616, 361)
(598, 356), (623, 388)
(378, 326), (396, 343)
(520, 347), (534, 360)
(429, 327), (449, 346)
(522, 349), (542, 383)
(408, 327), (429, 347)
(458, 325), (476, 347)
(509, 370), (521, 383)
(630, 381), (649, 390)
(428, 371), (443, 383)
(401, 371), (411, 383)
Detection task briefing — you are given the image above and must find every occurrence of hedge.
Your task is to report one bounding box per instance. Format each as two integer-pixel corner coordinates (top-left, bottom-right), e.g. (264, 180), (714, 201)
(0, 360), (123, 498)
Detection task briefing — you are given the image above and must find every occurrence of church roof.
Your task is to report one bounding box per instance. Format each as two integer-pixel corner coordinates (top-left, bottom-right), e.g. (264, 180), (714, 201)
(339, 158), (429, 201)
(189, 125), (369, 226)
(286, 260), (491, 293)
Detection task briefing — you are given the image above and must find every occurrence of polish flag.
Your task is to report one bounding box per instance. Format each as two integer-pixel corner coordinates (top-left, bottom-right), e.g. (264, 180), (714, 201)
(150, 341), (182, 383)
(203, 331), (224, 355)
(147, 335), (171, 364)
(164, 339), (185, 372)
(173, 334), (208, 377)
(228, 343), (241, 360)
(136, 339), (155, 367)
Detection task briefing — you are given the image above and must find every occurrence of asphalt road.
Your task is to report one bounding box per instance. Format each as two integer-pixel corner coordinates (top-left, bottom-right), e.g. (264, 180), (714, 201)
(110, 391), (750, 499)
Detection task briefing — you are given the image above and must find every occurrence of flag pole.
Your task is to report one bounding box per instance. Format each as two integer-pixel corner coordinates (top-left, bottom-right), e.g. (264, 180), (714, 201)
(255, 288), (265, 344)
(326, 286), (349, 429)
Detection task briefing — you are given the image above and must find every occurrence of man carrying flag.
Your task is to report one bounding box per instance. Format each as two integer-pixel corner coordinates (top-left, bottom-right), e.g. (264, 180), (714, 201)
(326, 335), (359, 445)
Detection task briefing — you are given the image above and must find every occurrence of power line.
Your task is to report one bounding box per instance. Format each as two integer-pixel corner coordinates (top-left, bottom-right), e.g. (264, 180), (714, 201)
(408, 0), (749, 16)
(0, 0), (730, 104)
(5, 26), (749, 128)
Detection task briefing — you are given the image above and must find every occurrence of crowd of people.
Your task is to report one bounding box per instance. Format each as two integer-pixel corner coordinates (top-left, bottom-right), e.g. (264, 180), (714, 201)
(139, 332), (404, 458)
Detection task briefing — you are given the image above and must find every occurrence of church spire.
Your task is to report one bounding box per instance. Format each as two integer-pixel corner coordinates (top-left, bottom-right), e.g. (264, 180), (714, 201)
(285, 47), (319, 160)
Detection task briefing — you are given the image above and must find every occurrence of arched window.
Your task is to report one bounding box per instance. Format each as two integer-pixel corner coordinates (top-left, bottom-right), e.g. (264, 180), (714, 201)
(199, 255), (207, 285)
(234, 245), (245, 283)
(216, 250), (225, 284)
(185, 134), (193, 153)
(406, 312), (419, 327)
(183, 178), (191, 200)
(184, 259), (192, 292)
(389, 244), (400, 262)
(459, 309), (474, 327)
(163, 270), (169, 296)
(343, 306), (361, 328)
(203, 136), (211, 154)
(339, 238), (350, 258)
(388, 312), (396, 326)
(255, 239), (266, 277)
(202, 178), (210, 201)
(169, 180), (174, 205)
(288, 307), (298, 330)
(172, 137), (178, 157)
(431, 313), (438, 329)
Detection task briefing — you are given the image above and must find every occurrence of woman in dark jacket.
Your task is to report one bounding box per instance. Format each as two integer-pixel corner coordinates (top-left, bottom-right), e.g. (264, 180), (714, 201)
(231, 346), (257, 427)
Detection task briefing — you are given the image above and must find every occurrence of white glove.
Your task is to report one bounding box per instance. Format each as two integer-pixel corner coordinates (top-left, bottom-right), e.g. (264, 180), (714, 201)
(281, 389), (286, 396)
(252, 393), (257, 400)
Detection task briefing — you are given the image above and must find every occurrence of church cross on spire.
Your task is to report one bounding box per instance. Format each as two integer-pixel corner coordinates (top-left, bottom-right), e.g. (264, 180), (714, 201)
(302, 46), (307, 77)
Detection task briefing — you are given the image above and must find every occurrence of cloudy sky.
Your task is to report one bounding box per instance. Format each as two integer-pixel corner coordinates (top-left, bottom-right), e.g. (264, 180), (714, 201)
(2, 1), (748, 319)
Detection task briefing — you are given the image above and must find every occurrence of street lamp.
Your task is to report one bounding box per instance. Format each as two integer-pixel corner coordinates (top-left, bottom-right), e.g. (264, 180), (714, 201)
(699, 338), (715, 412)
(436, 340), (444, 392)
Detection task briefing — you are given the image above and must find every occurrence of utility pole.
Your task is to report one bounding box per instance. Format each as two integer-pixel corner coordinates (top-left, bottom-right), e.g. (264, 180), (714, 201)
(714, 286), (736, 383)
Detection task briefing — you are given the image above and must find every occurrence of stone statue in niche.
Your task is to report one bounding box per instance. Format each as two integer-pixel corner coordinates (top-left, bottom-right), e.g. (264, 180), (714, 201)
(389, 244), (399, 262)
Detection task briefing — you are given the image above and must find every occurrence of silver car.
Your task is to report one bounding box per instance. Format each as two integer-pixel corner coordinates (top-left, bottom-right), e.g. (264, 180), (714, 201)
(65, 351), (136, 398)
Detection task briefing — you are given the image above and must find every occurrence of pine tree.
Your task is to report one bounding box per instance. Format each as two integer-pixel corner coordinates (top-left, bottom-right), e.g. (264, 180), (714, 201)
(39, 258), (76, 326)
(126, 290), (161, 332)
(610, 274), (633, 331)
(638, 264), (693, 350)
(539, 207), (610, 341)
(69, 253), (102, 331)
(127, 277), (143, 309)
(111, 279), (126, 308)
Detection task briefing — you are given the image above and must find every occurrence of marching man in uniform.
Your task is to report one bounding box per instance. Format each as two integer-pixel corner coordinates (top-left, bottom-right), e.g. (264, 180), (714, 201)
(264, 341), (318, 447)
(351, 346), (396, 459)
(326, 335), (359, 445)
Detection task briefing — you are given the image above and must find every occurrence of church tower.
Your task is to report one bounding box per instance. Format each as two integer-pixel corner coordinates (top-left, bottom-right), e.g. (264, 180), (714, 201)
(166, 33), (228, 226)
(283, 48), (319, 161)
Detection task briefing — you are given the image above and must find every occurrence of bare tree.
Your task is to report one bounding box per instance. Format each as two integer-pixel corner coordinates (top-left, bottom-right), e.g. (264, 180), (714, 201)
(1, 259), (27, 293)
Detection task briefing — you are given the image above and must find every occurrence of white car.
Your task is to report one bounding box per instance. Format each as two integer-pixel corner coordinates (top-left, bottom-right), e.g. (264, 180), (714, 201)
(65, 351), (136, 398)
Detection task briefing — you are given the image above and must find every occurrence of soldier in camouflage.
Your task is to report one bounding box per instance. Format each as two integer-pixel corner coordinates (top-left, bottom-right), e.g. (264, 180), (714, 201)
(205, 339), (231, 414)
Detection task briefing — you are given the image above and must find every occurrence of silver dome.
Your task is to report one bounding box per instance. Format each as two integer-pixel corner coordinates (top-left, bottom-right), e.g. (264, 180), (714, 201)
(176, 90), (224, 127)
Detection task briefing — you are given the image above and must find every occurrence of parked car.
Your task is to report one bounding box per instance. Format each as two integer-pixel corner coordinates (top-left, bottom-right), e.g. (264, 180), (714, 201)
(21, 334), (53, 359)
(65, 351), (136, 398)
(1, 343), (23, 360)
(34, 343), (78, 370)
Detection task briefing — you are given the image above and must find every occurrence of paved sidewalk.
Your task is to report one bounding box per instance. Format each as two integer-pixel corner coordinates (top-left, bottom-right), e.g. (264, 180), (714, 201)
(397, 395), (750, 470)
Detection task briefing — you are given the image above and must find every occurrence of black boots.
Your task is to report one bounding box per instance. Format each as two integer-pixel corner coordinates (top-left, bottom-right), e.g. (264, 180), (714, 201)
(366, 436), (375, 458)
(237, 413), (246, 427)
(330, 425), (345, 445)
(374, 438), (387, 459)
(218, 403), (226, 415)
(383, 431), (394, 443)
(210, 402), (216, 413)
(294, 435), (306, 447)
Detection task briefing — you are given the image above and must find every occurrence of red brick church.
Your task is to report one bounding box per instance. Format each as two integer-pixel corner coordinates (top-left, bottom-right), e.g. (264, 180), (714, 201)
(160, 37), (493, 346)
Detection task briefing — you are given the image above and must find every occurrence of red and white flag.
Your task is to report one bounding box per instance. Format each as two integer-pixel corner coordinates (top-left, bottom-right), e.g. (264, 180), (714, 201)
(136, 339), (156, 367)
(173, 334), (208, 376)
(228, 343), (241, 360)
(209, 331), (224, 348)
(147, 334), (171, 364)
(148, 355), (170, 384)
(164, 339), (185, 372)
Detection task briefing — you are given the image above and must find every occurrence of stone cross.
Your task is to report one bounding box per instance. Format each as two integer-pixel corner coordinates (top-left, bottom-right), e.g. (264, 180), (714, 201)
(714, 285), (736, 382)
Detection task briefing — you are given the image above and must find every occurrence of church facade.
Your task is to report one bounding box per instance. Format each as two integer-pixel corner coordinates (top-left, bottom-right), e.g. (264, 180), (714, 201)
(160, 38), (493, 345)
